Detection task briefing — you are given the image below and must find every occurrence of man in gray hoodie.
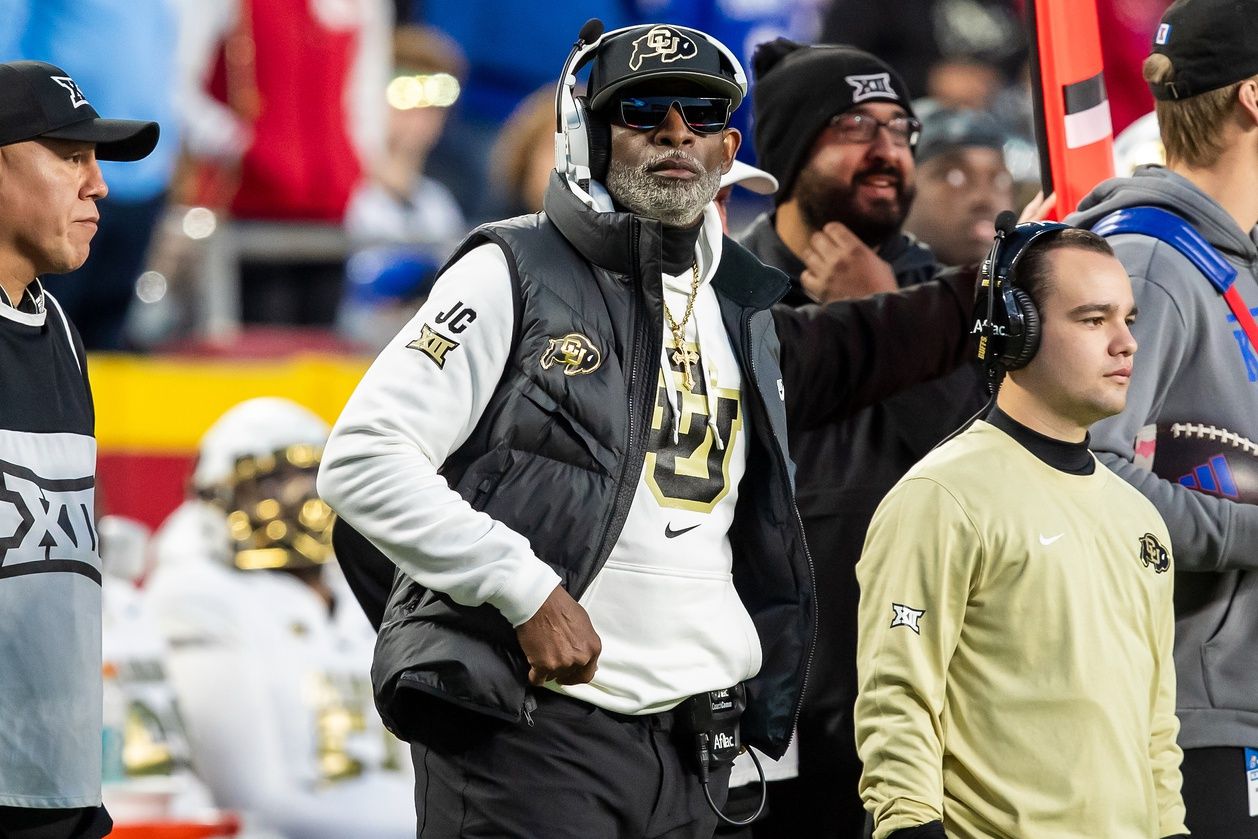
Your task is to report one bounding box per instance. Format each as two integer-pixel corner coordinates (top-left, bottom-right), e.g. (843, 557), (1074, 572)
(1067, 1), (1258, 835)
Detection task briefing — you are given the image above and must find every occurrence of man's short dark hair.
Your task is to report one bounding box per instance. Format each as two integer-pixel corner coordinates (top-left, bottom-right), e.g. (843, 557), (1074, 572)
(1013, 229), (1114, 308)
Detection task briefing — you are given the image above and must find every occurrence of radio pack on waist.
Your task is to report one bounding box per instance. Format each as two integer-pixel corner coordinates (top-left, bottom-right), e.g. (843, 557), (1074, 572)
(675, 683), (767, 827)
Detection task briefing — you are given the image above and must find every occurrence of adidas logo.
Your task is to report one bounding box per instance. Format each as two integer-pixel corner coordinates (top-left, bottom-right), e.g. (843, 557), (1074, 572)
(1178, 455), (1238, 499)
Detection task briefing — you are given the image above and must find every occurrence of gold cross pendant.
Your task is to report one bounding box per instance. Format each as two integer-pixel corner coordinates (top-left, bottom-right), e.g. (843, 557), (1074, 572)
(672, 344), (699, 391)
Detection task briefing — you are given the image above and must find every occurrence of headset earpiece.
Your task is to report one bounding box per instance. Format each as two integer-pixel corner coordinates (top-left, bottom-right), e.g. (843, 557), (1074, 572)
(1003, 287), (1041, 370)
(579, 95), (611, 182)
(973, 215), (1070, 380)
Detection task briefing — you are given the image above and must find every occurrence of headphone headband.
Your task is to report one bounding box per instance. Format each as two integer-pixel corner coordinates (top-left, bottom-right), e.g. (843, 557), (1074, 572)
(974, 214), (1071, 381)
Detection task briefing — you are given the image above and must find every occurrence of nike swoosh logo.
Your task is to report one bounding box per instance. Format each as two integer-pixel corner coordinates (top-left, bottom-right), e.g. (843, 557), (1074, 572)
(1039, 533), (1064, 546)
(665, 523), (701, 539)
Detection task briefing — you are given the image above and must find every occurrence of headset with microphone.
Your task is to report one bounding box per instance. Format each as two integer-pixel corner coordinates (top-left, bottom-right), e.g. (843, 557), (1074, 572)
(552, 19), (748, 185)
(973, 211), (1071, 388)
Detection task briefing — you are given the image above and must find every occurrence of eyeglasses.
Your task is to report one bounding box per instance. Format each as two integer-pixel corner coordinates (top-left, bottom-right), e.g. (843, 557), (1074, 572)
(615, 95), (733, 135)
(827, 112), (922, 147)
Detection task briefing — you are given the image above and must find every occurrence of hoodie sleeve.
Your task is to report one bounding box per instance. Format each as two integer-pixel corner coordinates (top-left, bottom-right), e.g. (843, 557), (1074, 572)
(1089, 264), (1258, 573)
(317, 244), (561, 627)
(773, 265), (979, 431)
(856, 477), (980, 838)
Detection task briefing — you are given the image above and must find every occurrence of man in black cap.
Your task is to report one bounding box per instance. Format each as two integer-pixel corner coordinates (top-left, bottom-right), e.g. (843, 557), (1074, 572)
(318, 20), (980, 838)
(0, 60), (157, 839)
(903, 107), (1014, 268)
(739, 41), (987, 838)
(1065, 1), (1258, 835)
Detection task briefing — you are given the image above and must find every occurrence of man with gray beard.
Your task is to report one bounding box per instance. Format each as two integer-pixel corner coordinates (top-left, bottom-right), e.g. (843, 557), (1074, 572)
(319, 21), (980, 838)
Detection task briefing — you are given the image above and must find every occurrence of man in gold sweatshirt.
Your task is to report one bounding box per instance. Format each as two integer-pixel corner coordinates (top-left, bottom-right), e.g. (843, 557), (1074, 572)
(855, 221), (1188, 839)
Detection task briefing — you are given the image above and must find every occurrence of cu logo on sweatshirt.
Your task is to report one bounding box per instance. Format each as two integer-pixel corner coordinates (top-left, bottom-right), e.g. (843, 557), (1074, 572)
(646, 349), (743, 512)
(1139, 532), (1170, 574)
(0, 459), (99, 581)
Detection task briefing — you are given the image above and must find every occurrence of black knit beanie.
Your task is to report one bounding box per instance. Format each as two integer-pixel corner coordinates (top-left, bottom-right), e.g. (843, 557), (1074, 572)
(752, 39), (914, 204)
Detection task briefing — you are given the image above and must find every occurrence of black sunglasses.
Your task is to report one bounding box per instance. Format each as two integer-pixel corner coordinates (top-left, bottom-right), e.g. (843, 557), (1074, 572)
(615, 95), (732, 134)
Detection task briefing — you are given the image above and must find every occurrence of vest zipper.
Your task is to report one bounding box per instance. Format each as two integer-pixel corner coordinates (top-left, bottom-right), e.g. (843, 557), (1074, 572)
(587, 221), (659, 589)
(741, 308), (816, 752)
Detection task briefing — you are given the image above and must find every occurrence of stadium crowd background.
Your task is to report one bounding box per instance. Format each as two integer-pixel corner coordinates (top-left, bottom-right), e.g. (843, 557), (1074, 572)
(0, 0), (1177, 836)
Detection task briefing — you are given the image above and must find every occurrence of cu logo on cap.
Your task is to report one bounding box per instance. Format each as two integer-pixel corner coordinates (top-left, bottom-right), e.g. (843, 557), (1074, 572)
(629, 26), (698, 70)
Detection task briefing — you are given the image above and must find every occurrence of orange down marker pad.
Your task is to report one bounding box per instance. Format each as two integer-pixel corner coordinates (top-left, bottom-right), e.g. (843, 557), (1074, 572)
(1029, 0), (1116, 219)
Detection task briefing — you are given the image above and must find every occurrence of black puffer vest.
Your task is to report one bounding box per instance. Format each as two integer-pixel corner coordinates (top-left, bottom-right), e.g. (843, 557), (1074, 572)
(371, 174), (814, 758)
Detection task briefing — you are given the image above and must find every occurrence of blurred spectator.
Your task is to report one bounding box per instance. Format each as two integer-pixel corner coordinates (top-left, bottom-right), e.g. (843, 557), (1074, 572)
(146, 398), (413, 839)
(488, 85), (556, 216)
(1, 0), (180, 350)
(345, 24), (466, 246)
(338, 246), (443, 351)
(820, 0), (1026, 108)
(903, 106), (1014, 266)
(339, 25), (466, 351)
(175, 0), (391, 326)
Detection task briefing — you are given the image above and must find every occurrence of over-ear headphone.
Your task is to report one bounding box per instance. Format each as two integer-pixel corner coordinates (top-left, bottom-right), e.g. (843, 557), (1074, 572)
(553, 19), (748, 185)
(973, 211), (1071, 378)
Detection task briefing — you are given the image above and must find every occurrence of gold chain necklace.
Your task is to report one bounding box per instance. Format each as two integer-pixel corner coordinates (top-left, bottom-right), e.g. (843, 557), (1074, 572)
(662, 263), (701, 391)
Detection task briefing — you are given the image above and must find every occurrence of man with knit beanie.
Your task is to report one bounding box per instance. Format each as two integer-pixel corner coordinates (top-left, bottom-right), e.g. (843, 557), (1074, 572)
(739, 39), (986, 837)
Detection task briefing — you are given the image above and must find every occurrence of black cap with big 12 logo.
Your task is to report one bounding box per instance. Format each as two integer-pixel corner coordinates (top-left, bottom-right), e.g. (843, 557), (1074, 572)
(0, 60), (159, 161)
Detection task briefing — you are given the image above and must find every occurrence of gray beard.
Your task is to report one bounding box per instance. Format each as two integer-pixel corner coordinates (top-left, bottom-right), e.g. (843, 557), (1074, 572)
(604, 153), (721, 227)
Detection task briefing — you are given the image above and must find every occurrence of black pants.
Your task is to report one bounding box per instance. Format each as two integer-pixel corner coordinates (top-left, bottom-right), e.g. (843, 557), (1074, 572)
(409, 690), (730, 838)
(0, 806), (111, 839)
(1182, 746), (1258, 838)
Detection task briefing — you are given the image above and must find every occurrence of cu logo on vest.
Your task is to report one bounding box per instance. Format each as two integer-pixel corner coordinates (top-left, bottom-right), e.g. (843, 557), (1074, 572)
(541, 333), (602, 376)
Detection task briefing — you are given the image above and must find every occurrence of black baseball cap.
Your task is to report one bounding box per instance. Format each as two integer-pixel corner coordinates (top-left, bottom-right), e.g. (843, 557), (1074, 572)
(586, 25), (745, 113)
(914, 106), (1007, 164)
(1148, 0), (1258, 100)
(0, 61), (159, 161)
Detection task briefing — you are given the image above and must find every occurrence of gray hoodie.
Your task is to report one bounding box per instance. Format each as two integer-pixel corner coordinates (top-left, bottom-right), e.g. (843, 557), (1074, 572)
(1068, 165), (1258, 750)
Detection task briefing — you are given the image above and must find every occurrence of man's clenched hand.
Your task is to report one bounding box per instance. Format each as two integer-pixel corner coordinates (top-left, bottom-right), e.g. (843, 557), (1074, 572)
(515, 585), (602, 686)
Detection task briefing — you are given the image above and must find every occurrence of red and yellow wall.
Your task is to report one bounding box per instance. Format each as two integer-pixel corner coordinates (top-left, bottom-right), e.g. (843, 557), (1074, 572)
(92, 353), (370, 529)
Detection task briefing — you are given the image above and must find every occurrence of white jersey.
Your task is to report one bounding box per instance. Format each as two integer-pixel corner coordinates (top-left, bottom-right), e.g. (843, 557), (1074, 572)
(146, 501), (413, 839)
(101, 575), (221, 824)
